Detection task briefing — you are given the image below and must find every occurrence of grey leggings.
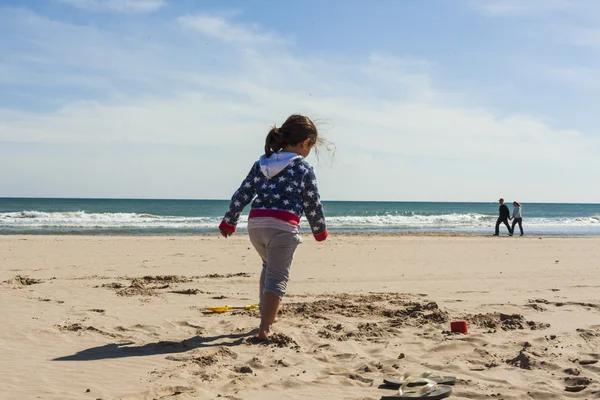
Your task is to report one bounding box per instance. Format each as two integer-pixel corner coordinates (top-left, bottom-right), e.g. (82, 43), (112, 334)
(248, 227), (302, 309)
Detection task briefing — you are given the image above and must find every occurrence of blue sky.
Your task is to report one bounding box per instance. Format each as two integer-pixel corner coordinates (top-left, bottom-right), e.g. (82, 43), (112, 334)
(1, 0), (599, 202)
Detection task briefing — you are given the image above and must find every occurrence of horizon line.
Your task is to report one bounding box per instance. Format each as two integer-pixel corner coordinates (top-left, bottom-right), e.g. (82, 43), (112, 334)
(1, 197), (600, 205)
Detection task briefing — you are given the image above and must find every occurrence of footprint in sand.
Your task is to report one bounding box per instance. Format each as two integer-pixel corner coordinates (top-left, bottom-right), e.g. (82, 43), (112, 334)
(37, 298), (64, 304)
(248, 357), (266, 369)
(3, 275), (43, 286)
(55, 323), (120, 338)
(173, 320), (204, 329)
(245, 333), (299, 349)
(140, 386), (196, 399)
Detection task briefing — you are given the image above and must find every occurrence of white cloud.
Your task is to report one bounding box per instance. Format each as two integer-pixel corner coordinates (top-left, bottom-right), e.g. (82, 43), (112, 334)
(56, 0), (166, 13)
(1, 8), (600, 202)
(565, 27), (600, 47)
(470, 0), (574, 17)
(178, 14), (285, 45)
(547, 66), (600, 89)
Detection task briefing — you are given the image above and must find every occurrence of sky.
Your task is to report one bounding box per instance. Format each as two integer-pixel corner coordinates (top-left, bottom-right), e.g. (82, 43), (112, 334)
(1, 0), (599, 203)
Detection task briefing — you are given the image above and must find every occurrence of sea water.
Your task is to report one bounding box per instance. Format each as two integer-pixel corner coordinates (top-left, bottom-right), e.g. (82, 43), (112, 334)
(1, 198), (599, 236)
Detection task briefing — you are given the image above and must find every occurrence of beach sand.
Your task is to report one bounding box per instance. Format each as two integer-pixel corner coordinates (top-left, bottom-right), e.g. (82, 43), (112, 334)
(1, 234), (599, 400)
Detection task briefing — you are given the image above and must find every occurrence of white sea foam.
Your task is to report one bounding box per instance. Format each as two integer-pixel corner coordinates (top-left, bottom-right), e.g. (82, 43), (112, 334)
(0, 211), (219, 230)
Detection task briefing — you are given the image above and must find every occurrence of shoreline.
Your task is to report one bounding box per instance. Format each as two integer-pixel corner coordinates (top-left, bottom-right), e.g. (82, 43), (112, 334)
(1, 231), (599, 238)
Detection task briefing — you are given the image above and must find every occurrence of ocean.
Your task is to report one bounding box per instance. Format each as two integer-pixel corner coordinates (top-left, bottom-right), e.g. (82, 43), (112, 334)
(0, 198), (599, 236)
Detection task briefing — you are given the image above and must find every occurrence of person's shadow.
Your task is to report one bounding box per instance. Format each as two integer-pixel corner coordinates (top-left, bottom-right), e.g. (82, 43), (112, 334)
(53, 329), (258, 362)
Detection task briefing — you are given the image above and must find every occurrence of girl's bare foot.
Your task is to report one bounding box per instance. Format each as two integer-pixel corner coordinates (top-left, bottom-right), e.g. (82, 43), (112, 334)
(257, 293), (280, 340)
(257, 324), (272, 340)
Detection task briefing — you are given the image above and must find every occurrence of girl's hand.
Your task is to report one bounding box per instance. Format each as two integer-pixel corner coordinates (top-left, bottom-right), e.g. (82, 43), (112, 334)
(220, 228), (233, 238)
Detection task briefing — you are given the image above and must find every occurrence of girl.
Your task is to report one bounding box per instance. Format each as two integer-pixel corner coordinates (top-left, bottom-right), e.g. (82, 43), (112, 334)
(511, 201), (523, 236)
(219, 114), (329, 340)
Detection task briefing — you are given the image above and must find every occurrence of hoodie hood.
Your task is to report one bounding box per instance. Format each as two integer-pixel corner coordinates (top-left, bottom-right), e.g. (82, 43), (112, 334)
(259, 152), (303, 179)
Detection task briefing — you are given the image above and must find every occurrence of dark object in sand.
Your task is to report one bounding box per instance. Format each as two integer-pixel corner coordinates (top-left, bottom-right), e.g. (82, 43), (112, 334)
(564, 385), (587, 393)
(380, 380), (452, 399)
(170, 289), (201, 295)
(384, 373), (457, 387)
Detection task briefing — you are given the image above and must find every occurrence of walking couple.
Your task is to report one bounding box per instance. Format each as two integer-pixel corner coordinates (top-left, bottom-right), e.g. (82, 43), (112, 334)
(494, 198), (524, 236)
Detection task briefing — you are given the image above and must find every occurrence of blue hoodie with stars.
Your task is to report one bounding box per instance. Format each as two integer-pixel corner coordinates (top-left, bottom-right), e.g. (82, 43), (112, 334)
(219, 152), (328, 241)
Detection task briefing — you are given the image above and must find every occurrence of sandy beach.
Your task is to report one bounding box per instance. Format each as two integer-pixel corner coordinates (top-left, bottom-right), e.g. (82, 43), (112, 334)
(1, 234), (599, 400)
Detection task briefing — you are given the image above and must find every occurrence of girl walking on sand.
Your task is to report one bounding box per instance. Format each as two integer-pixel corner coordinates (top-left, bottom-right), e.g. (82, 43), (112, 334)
(511, 201), (524, 236)
(219, 114), (329, 339)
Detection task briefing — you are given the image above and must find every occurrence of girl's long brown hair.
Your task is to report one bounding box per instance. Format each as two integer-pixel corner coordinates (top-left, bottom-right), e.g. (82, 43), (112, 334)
(264, 114), (318, 156)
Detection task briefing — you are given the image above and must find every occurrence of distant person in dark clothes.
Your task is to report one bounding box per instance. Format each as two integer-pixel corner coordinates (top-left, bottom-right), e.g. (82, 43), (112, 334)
(511, 201), (524, 236)
(494, 198), (513, 236)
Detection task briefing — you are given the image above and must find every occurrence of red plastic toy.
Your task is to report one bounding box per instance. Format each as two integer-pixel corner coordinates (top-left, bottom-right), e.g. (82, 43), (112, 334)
(450, 320), (468, 334)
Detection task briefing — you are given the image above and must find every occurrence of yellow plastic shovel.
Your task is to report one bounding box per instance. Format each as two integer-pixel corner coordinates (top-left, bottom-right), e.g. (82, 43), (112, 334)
(204, 304), (259, 313)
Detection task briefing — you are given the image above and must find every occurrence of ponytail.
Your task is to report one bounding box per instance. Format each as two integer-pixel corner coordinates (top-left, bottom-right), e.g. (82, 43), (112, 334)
(263, 115), (322, 157)
(264, 127), (286, 157)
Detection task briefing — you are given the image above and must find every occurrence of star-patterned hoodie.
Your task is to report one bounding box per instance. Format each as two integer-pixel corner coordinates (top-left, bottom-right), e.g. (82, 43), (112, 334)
(219, 152), (328, 241)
